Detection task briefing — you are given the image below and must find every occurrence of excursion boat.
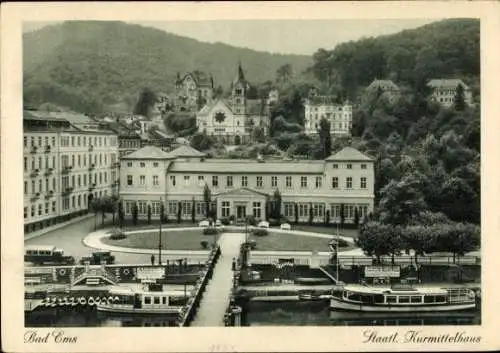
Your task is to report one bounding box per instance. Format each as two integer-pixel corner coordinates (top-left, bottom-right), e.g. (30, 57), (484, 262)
(330, 284), (476, 312)
(96, 285), (186, 315)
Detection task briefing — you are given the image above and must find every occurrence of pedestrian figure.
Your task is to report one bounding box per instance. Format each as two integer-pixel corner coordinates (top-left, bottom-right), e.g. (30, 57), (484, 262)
(151, 254), (155, 266)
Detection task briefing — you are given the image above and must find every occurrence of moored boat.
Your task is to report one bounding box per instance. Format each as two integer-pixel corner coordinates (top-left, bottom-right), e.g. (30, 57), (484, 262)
(96, 285), (185, 315)
(330, 284), (476, 312)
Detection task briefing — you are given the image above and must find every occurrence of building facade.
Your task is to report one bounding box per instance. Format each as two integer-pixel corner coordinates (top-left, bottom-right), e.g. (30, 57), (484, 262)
(119, 145), (374, 224)
(175, 71), (215, 112)
(427, 79), (473, 107)
(24, 111), (119, 233)
(303, 95), (352, 137)
(365, 79), (401, 104)
(196, 63), (270, 145)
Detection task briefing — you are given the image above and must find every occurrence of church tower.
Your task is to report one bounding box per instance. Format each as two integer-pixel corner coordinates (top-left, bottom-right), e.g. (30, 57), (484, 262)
(231, 62), (249, 114)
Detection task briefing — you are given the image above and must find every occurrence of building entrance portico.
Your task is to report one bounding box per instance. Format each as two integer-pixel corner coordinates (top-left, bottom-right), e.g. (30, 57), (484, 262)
(215, 187), (269, 220)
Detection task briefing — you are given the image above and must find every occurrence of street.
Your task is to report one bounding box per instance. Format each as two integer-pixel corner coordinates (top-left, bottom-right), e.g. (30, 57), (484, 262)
(25, 216), (153, 265)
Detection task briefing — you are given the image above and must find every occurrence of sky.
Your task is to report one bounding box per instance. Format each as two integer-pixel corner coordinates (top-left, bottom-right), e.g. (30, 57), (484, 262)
(23, 19), (437, 55)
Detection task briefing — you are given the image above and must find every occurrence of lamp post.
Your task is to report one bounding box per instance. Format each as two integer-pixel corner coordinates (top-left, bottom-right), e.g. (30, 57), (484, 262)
(336, 223), (339, 282)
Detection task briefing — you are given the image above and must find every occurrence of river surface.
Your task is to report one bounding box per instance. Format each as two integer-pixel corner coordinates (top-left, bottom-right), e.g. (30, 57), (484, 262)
(25, 302), (480, 327)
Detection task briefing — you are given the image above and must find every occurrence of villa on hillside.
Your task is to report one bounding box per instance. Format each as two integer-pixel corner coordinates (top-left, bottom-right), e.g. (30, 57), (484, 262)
(365, 79), (401, 104)
(195, 63), (271, 145)
(174, 71), (215, 112)
(427, 79), (473, 108)
(119, 145), (374, 224)
(303, 90), (352, 137)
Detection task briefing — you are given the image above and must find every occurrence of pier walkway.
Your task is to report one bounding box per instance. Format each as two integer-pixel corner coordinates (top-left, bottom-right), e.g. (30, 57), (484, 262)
(191, 233), (245, 327)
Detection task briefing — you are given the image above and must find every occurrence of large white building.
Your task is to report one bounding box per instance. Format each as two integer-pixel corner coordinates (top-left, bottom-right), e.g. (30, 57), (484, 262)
(427, 79), (473, 107)
(119, 145), (374, 224)
(23, 111), (119, 233)
(304, 95), (353, 137)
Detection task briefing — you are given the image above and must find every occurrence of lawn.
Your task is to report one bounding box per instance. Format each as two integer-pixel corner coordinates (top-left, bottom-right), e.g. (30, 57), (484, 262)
(249, 231), (357, 252)
(292, 225), (359, 238)
(101, 229), (218, 250)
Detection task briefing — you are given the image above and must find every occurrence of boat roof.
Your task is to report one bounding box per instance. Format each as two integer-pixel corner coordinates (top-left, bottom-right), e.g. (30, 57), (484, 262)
(108, 287), (187, 297)
(342, 285), (448, 295)
(25, 245), (57, 251)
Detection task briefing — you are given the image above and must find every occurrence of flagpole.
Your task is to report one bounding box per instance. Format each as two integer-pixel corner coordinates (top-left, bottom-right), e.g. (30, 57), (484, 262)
(159, 197), (162, 265)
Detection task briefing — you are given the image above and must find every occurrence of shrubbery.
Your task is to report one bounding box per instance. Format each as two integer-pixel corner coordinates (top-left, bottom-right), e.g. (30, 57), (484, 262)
(203, 227), (218, 235)
(220, 218), (230, 226)
(338, 239), (350, 248)
(200, 241), (209, 249)
(252, 228), (269, 237)
(109, 230), (126, 240)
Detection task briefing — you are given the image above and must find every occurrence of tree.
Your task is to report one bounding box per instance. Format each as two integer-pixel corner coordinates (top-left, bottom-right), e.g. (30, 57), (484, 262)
(91, 195), (118, 227)
(276, 64), (293, 84)
(273, 189), (282, 219)
(325, 210), (330, 226)
(160, 201), (166, 223)
(339, 203), (345, 229)
(454, 83), (466, 111)
(434, 222), (480, 263)
(294, 203), (299, 225)
(203, 183), (211, 219)
(147, 204), (152, 225)
(191, 197), (196, 224)
(318, 117), (332, 159)
(353, 207), (360, 228)
(251, 126), (266, 143)
(214, 85), (224, 98)
(134, 87), (157, 118)
(177, 201), (182, 223)
(132, 202), (138, 226)
(401, 225), (435, 263)
(378, 175), (427, 226)
(118, 199), (124, 229)
(356, 221), (402, 264)
(308, 202), (313, 225)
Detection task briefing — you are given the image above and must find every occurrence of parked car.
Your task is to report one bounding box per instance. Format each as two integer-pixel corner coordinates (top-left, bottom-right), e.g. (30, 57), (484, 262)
(280, 223), (291, 230)
(24, 245), (75, 266)
(258, 221), (270, 228)
(79, 251), (115, 265)
(198, 220), (210, 228)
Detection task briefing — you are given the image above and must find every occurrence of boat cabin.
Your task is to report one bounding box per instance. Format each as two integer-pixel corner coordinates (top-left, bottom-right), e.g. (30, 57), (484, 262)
(331, 285), (473, 306)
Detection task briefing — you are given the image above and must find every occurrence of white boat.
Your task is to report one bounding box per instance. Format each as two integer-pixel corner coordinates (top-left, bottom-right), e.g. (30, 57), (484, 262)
(96, 286), (185, 315)
(330, 285), (476, 313)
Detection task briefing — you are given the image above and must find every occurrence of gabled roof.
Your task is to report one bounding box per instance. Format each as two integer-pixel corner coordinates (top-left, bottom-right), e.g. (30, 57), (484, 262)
(168, 160), (325, 174)
(24, 110), (68, 123)
(367, 79), (399, 91)
(215, 187), (269, 198)
(180, 71), (213, 88)
(121, 146), (172, 160)
(427, 79), (469, 89)
(168, 145), (206, 158)
(326, 147), (373, 162)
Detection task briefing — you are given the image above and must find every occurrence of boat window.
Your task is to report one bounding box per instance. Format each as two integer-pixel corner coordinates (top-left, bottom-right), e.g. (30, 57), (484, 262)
(374, 295), (385, 304)
(144, 296), (151, 304)
(435, 295), (446, 303)
(162, 297), (167, 305)
(386, 296), (397, 303)
(361, 295), (373, 304)
(154, 296), (160, 304)
(332, 290), (343, 299)
(347, 293), (362, 302)
(398, 296), (410, 304)
(423, 295), (433, 303)
(410, 296), (422, 304)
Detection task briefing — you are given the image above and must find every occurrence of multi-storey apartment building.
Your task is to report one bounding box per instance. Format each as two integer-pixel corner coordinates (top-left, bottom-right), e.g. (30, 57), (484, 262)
(365, 79), (401, 104)
(303, 95), (352, 137)
(119, 145), (374, 224)
(427, 79), (473, 107)
(24, 110), (119, 233)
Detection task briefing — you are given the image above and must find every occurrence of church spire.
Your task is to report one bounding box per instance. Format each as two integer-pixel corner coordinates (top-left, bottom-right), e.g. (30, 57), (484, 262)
(237, 60), (245, 82)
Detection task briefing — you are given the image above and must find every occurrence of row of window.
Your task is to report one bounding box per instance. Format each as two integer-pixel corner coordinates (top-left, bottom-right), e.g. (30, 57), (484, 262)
(306, 106), (352, 112)
(126, 175), (160, 186)
(165, 174), (368, 190)
(126, 162), (160, 168)
(24, 135), (117, 149)
(307, 122), (351, 130)
(25, 171), (117, 195)
(282, 203), (369, 218)
(24, 153), (117, 172)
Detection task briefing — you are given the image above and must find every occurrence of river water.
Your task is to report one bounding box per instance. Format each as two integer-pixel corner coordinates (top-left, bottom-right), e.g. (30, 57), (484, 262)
(25, 302), (480, 327)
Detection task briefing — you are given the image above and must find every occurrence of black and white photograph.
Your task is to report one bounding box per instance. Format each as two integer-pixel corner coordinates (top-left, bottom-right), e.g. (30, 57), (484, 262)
(2, 2), (500, 352)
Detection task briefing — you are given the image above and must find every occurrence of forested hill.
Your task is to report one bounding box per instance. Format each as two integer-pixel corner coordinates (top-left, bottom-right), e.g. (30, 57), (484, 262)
(23, 21), (312, 114)
(308, 18), (480, 98)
